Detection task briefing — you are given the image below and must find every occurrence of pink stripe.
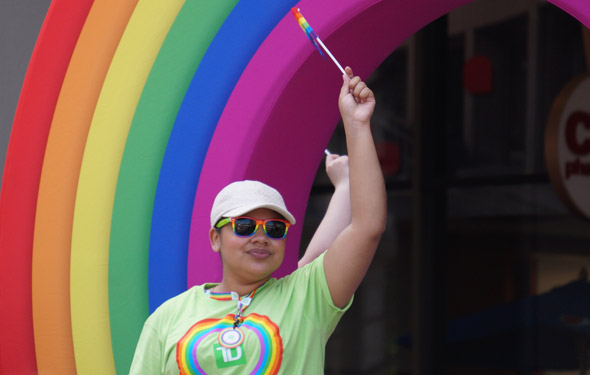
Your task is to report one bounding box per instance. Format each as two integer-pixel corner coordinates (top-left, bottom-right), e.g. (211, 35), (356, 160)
(186, 0), (471, 287)
(187, 0), (590, 287)
(547, 0), (590, 28)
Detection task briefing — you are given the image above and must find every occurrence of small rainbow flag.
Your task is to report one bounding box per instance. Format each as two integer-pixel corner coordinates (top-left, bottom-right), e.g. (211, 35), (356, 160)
(291, 7), (323, 57)
(291, 7), (345, 74)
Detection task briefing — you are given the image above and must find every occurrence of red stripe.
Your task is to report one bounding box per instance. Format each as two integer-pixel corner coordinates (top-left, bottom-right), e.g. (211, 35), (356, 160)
(0, 0), (93, 372)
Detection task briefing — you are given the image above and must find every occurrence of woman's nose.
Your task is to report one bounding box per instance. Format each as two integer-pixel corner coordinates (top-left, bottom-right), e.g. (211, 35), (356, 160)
(249, 225), (269, 243)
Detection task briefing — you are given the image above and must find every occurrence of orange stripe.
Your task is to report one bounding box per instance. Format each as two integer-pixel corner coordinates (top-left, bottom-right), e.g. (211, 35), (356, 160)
(31, 0), (138, 373)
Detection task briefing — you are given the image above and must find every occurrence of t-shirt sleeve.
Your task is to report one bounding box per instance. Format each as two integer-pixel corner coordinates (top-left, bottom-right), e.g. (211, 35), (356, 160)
(129, 320), (165, 375)
(288, 252), (353, 337)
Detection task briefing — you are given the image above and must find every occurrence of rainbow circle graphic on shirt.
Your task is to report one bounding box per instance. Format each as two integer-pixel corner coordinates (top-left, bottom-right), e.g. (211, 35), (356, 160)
(177, 313), (283, 375)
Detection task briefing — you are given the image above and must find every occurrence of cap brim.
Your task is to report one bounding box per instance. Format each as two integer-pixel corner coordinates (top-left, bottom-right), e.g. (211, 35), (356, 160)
(222, 203), (296, 225)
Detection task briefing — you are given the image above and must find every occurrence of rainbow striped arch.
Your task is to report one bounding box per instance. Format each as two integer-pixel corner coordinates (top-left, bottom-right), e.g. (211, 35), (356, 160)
(177, 313), (283, 374)
(0, 0), (588, 374)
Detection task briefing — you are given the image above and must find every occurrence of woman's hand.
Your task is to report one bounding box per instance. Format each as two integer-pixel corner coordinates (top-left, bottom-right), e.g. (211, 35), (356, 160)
(338, 66), (375, 127)
(325, 154), (349, 190)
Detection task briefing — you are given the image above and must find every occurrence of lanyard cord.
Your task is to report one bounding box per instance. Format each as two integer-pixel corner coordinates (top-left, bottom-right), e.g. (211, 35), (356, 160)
(206, 286), (260, 328)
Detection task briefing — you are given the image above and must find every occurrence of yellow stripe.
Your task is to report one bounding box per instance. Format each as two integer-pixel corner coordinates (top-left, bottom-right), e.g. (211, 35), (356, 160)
(70, 0), (185, 373)
(32, 0), (135, 372)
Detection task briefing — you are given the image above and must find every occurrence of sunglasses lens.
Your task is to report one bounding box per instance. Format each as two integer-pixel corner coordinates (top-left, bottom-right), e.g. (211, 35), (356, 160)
(264, 220), (287, 239)
(233, 218), (257, 236)
(231, 217), (288, 239)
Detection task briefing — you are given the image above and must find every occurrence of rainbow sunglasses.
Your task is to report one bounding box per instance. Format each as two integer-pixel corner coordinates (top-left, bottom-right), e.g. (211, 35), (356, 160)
(216, 217), (291, 239)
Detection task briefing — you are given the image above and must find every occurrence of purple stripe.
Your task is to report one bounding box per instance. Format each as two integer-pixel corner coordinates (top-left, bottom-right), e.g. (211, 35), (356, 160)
(243, 323), (270, 374)
(187, 327), (224, 374)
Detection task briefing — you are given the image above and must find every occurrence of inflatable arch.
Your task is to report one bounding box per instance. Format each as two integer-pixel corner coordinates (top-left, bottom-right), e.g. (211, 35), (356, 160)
(0, 0), (588, 373)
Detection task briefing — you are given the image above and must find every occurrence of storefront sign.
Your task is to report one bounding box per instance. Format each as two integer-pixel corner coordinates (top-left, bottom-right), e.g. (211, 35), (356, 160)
(545, 74), (590, 219)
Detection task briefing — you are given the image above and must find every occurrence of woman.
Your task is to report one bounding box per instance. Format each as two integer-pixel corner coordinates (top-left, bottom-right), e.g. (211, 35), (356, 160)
(130, 67), (386, 374)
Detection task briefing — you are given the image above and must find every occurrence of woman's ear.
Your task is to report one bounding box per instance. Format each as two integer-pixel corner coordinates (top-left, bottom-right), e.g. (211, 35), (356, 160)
(209, 227), (221, 253)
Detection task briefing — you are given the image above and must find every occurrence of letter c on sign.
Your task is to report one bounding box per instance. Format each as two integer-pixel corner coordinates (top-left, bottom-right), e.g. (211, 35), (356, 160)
(545, 74), (590, 219)
(565, 111), (590, 155)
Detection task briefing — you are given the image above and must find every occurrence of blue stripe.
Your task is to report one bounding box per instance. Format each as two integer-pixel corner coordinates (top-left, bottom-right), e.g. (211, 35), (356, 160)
(149, 0), (298, 311)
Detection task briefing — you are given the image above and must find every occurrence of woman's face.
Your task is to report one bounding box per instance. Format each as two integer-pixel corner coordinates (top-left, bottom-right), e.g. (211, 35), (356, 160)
(210, 208), (287, 285)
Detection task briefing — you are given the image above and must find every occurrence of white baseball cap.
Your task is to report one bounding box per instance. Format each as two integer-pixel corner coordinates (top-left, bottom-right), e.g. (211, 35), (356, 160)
(210, 180), (296, 227)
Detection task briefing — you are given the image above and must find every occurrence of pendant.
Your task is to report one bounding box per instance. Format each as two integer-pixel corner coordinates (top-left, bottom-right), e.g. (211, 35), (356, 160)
(218, 327), (245, 349)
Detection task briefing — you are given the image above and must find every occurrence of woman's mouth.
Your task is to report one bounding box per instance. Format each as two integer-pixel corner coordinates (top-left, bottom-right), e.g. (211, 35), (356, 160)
(246, 249), (271, 259)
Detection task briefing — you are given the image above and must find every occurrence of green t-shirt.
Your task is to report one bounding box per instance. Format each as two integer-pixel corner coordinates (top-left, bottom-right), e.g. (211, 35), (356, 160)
(130, 253), (351, 374)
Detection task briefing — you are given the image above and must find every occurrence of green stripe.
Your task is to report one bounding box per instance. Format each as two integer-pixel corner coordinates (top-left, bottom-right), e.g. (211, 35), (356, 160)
(108, 0), (238, 372)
